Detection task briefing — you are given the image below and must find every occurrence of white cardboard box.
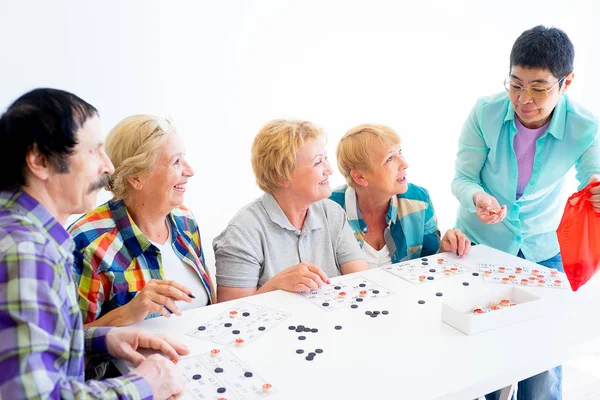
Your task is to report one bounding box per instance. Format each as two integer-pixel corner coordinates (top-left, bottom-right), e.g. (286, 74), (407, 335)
(441, 286), (543, 335)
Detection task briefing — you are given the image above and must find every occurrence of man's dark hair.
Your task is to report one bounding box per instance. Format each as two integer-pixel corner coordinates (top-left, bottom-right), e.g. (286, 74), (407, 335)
(510, 25), (574, 85)
(0, 88), (98, 191)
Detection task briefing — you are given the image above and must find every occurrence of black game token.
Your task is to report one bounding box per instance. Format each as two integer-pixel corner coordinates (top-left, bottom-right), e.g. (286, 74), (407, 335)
(315, 348), (324, 353)
(351, 304), (358, 309)
(311, 328), (318, 333)
(232, 330), (240, 334)
(365, 311), (372, 316)
(422, 258), (428, 261)
(435, 292), (443, 297)
(472, 272), (480, 277)
(303, 327), (311, 332)
(288, 325), (296, 330)
(244, 372), (253, 378)
(296, 327), (303, 333)
(224, 323), (232, 328)
(305, 356), (314, 361)
(382, 310), (389, 315)
(359, 283), (366, 287)
(308, 352), (316, 356)
(356, 298), (363, 302)
(335, 325), (342, 330)
(296, 349), (304, 354)
(427, 276), (434, 280)
(215, 367), (223, 373)
(242, 312), (250, 317)
(258, 326), (266, 331)
(192, 374), (201, 380)
(298, 336), (306, 340)
(197, 326), (206, 331)
(422, 262), (429, 266)
(373, 311), (380, 315)
(217, 387), (226, 393)
(372, 290), (380, 294)
(334, 286), (341, 290)
(370, 314), (377, 318)
(418, 300), (426, 305)
(429, 269), (436, 273)
(322, 302), (329, 307)
(462, 282), (470, 286)
(297, 325), (305, 330)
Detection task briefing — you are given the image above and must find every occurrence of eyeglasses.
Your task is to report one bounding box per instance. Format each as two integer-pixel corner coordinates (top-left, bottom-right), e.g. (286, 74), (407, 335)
(503, 76), (565, 99)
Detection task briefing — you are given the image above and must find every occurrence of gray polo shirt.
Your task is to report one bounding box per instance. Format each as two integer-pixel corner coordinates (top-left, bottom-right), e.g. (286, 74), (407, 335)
(213, 193), (365, 288)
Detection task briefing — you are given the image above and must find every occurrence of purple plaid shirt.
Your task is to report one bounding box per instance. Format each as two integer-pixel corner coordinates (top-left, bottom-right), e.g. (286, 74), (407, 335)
(0, 190), (152, 399)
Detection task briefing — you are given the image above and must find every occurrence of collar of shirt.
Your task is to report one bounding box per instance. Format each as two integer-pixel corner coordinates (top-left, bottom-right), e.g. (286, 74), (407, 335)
(503, 94), (566, 141)
(261, 193), (323, 233)
(0, 190), (74, 257)
(343, 185), (399, 235)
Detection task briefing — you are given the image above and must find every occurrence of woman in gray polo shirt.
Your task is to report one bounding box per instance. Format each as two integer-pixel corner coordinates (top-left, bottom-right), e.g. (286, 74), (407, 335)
(213, 120), (369, 302)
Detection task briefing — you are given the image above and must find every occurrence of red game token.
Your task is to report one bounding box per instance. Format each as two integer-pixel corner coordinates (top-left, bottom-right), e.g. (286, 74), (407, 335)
(500, 299), (510, 307)
(473, 307), (484, 314)
(490, 305), (500, 311)
(437, 258), (444, 264)
(509, 275), (516, 280)
(531, 269), (540, 275)
(521, 279), (529, 285)
(229, 310), (238, 318)
(498, 266), (506, 273)
(554, 279), (562, 286)
(528, 276), (536, 281)
(538, 279), (546, 286)
(537, 274), (545, 279)
(444, 269), (452, 275)
(419, 275), (427, 281)
(211, 349), (221, 357)
(235, 338), (245, 346)
(263, 383), (272, 392)
(338, 291), (346, 297)
(515, 267), (523, 273)
(359, 290), (368, 297)
(484, 270), (492, 276)
(502, 277), (510, 284)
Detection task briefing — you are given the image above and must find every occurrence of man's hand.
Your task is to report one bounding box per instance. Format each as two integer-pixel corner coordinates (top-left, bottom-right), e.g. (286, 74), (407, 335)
(106, 327), (190, 366)
(441, 229), (472, 257)
(130, 354), (187, 400)
(473, 191), (507, 224)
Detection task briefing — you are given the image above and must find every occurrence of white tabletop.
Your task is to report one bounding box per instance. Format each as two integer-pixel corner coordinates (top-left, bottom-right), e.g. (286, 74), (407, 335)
(117, 245), (600, 400)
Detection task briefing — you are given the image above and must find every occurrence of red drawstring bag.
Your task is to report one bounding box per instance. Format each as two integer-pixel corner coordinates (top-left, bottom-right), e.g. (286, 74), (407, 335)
(556, 181), (600, 291)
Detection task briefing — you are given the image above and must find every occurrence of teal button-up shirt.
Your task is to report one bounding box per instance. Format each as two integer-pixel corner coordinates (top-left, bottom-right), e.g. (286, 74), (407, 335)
(330, 184), (441, 263)
(452, 92), (600, 262)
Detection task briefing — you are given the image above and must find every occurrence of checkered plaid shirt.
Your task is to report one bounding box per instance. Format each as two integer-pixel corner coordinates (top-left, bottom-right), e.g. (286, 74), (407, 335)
(68, 199), (214, 324)
(330, 184), (441, 263)
(0, 190), (151, 399)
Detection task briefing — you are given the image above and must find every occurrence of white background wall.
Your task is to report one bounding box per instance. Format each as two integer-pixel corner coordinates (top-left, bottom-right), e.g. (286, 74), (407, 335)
(1, 0), (599, 276)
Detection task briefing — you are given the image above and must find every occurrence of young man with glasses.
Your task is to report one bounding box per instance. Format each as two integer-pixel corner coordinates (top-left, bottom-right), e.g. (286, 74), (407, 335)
(452, 26), (600, 400)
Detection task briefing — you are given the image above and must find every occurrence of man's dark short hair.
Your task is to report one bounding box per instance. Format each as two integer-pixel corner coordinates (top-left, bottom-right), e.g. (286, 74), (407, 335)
(0, 88), (98, 191)
(510, 25), (574, 84)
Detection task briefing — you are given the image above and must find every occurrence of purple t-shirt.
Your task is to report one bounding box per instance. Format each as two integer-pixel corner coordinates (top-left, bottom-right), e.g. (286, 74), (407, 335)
(513, 118), (549, 198)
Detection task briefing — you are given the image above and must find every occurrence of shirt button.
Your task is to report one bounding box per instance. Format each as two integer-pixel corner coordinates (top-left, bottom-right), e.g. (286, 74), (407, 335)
(363, 228), (368, 232)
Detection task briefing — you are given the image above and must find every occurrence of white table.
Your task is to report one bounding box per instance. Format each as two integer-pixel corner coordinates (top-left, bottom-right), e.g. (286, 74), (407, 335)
(117, 245), (600, 400)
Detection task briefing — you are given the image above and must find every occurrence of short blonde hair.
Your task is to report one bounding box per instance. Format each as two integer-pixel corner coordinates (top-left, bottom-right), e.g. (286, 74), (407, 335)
(106, 115), (173, 200)
(251, 120), (325, 194)
(336, 124), (401, 188)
